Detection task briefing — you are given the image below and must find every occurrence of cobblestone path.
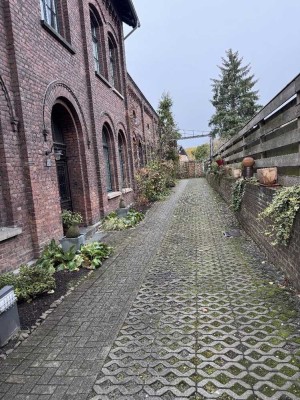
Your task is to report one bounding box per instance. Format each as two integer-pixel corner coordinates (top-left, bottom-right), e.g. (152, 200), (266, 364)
(1, 179), (300, 400)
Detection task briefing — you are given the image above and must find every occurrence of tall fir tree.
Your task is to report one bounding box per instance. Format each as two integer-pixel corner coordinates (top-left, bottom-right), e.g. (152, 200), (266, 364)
(209, 49), (261, 139)
(157, 92), (180, 160)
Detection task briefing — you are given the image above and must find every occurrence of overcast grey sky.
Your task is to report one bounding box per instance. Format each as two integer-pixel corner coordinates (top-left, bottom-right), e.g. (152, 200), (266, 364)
(124, 0), (300, 148)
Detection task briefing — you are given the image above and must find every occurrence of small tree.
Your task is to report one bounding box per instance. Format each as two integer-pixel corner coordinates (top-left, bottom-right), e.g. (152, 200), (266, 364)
(209, 49), (261, 139)
(157, 92), (180, 160)
(192, 143), (210, 161)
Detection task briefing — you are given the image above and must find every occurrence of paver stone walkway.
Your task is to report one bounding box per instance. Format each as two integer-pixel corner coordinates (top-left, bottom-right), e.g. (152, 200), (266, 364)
(0, 179), (299, 400)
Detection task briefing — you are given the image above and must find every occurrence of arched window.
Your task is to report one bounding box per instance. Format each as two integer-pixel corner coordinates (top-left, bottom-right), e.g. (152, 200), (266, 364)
(40, 0), (71, 42)
(40, 0), (59, 31)
(90, 9), (103, 75)
(102, 126), (113, 192)
(108, 36), (120, 91)
(118, 131), (128, 188)
(132, 110), (137, 126)
(138, 140), (144, 167)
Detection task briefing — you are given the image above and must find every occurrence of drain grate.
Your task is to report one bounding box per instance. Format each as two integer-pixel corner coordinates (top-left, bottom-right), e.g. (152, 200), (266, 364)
(223, 229), (241, 238)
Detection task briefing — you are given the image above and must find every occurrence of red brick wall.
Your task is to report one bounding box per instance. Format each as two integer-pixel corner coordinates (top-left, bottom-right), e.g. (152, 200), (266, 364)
(127, 74), (159, 172)
(0, 0), (159, 273)
(207, 175), (300, 291)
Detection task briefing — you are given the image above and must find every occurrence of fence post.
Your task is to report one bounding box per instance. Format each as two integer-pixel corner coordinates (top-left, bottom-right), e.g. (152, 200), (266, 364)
(297, 92), (300, 156)
(258, 120), (266, 160)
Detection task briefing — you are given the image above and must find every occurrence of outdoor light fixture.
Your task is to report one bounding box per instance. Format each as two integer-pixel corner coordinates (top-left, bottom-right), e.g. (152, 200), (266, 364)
(0, 285), (20, 347)
(45, 145), (63, 161)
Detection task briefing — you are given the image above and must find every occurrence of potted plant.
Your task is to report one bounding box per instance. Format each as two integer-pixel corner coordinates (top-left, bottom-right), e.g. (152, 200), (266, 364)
(215, 156), (224, 166)
(60, 210), (85, 252)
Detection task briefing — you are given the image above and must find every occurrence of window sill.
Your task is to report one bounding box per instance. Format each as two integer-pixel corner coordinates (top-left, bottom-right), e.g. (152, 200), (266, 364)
(121, 188), (133, 194)
(112, 88), (124, 100)
(94, 73), (124, 100)
(0, 227), (22, 242)
(107, 191), (122, 200)
(95, 72), (112, 88)
(41, 20), (75, 55)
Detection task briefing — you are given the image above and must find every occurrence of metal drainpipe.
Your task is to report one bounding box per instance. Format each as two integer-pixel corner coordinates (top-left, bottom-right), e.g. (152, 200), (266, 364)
(124, 23), (140, 40)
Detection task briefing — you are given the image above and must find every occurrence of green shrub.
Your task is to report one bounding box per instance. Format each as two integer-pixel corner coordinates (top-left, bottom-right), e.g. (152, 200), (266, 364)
(0, 265), (56, 301)
(135, 160), (177, 202)
(102, 209), (144, 231)
(80, 242), (112, 269)
(35, 239), (62, 272)
(55, 248), (84, 271)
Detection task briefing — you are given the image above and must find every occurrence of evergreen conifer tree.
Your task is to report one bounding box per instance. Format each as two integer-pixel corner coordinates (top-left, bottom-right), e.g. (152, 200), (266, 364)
(157, 93), (180, 160)
(209, 49), (261, 138)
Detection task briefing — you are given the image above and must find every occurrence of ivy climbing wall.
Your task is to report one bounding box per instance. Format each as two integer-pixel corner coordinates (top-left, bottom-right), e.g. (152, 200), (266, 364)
(207, 175), (300, 292)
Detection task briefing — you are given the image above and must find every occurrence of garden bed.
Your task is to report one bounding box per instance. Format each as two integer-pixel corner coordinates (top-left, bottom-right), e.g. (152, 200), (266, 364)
(0, 268), (90, 357)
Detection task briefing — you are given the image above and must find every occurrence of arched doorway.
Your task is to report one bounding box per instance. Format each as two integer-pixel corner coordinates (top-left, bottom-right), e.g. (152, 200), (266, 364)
(51, 107), (72, 210)
(51, 101), (84, 212)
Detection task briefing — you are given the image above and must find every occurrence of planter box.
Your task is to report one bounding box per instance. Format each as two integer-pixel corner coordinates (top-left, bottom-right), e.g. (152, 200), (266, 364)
(116, 207), (130, 218)
(257, 167), (278, 186)
(0, 286), (20, 347)
(59, 234), (85, 253)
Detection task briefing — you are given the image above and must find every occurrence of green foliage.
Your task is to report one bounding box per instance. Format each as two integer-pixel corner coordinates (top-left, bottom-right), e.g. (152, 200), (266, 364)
(258, 185), (300, 246)
(192, 143), (210, 161)
(80, 242), (112, 269)
(125, 209), (144, 225)
(102, 209), (144, 231)
(35, 239), (62, 273)
(209, 161), (220, 174)
(209, 49), (261, 139)
(157, 93), (180, 160)
(0, 237), (113, 301)
(61, 209), (83, 228)
(55, 248), (84, 272)
(36, 240), (82, 272)
(231, 179), (247, 212)
(0, 265), (56, 301)
(136, 160), (176, 203)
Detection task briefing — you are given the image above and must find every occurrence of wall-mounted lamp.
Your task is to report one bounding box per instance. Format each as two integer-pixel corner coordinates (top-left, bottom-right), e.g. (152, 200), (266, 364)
(45, 145), (63, 161)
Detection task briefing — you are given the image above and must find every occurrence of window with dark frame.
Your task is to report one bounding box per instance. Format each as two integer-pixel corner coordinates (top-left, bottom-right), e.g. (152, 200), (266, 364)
(118, 133), (126, 188)
(40, 0), (59, 32)
(108, 37), (119, 90)
(90, 11), (102, 75)
(102, 127), (113, 192)
(138, 141), (144, 167)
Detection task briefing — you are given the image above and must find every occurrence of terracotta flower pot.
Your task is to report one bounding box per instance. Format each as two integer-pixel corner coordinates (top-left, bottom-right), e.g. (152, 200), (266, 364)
(242, 157), (255, 167)
(257, 168), (278, 186)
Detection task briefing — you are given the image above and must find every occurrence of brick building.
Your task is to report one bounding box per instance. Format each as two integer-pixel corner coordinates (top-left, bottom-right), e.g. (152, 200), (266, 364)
(0, 0), (159, 272)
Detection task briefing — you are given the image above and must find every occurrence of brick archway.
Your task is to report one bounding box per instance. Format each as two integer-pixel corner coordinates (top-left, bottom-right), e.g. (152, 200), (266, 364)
(43, 82), (92, 224)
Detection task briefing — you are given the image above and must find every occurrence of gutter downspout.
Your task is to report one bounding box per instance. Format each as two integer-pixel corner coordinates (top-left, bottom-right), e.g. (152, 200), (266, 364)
(124, 22), (140, 40)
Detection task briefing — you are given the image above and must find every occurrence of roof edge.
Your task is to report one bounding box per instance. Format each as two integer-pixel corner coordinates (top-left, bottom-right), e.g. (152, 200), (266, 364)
(127, 73), (159, 118)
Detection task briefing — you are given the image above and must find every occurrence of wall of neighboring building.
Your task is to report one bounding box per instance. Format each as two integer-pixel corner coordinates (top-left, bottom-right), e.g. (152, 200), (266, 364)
(0, 0), (157, 273)
(207, 175), (300, 292)
(127, 74), (159, 171)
